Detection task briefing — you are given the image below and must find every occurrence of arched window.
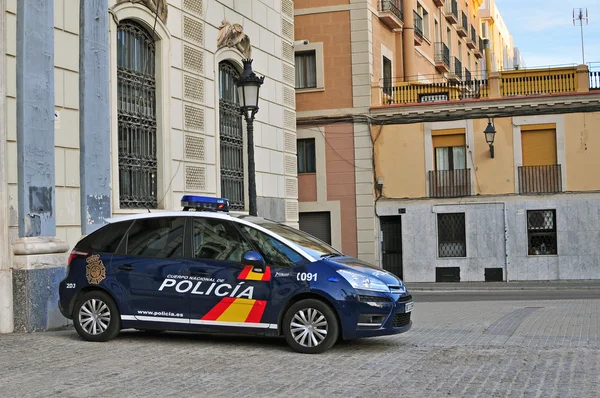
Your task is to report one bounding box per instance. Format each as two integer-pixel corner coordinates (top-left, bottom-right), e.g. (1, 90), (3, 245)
(117, 20), (157, 209)
(219, 61), (244, 210)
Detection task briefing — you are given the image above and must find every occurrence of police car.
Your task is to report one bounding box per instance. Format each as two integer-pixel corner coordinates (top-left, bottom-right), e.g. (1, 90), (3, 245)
(58, 196), (413, 354)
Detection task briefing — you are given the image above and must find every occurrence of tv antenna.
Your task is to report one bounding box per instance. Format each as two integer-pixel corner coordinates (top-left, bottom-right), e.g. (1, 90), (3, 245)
(573, 8), (589, 64)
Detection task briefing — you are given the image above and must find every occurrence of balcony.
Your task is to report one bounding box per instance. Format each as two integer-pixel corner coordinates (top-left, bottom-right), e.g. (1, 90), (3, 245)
(378, 0), (404, 30)
(429, 169), (472, 198)
(590, 71), (600, 90)
(435, 42), (450, 73)
(518, 165), (562, 194)
(444, 0), (458, 24)
(433, 0), (445, 6)
(414, 11), (424, 45)
(457, 11), (468, 37)
(475, 37), (484, 58)
(466, 25), (477, 49)
(372, 65), (589, 107)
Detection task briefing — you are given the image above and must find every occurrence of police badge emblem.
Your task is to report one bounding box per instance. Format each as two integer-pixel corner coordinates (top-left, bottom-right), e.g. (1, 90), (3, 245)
(86, 255), (106, 284)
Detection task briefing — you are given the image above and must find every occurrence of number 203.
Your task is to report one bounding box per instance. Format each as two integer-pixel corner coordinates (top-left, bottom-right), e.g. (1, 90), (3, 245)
(66, 283), (76, 289)
(297, 273), (317, 282)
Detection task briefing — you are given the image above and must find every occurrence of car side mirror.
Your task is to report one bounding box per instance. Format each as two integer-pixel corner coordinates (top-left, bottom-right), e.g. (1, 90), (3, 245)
(243, 251), (266, 273)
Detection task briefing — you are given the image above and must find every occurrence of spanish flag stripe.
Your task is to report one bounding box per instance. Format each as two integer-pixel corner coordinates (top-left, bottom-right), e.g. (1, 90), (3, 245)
(261, 266), (271, 281)
(216, 298), (256, 322)
(238, 266), (252, 280)
(245, 300), (267, 323)
(245, 271), (264, 281)
(201, 297), (236, 321)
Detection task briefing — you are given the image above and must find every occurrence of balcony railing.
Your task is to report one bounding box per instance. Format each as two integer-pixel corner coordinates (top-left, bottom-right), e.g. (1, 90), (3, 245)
(501, 70), (576, 96)
(414, 11), (424, 40)
(429, 169), (471, 198)
(518, 165), (562, 194)
(457, 12), (468, 36)
(379, 0), (404, 22)
(590, 71), (600, 90)
(435, 42), (450, 66)
(453, 57), (463, 79)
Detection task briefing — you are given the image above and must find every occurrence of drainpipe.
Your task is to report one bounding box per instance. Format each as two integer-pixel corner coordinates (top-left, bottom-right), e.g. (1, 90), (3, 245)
(402, 0), (417, 80)
(431, 202), (509, 282)
(484, 38), (492, 78)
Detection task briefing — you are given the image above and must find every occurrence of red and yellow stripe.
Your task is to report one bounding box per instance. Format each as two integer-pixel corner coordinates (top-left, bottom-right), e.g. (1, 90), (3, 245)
(238, 265), (271, 281)
(201, 297), (267, 323)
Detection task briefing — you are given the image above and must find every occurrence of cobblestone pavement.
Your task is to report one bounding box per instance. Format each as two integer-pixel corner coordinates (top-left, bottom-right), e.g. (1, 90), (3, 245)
(1, 299), (599, 397)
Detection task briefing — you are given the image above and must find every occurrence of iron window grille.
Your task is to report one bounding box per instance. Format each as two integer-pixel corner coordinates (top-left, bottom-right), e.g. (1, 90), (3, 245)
(117, 20), (158, 209)
(297, 138), (316, 173)
(527, 210), (557, 255)
(437, 213), (466, 257)
(295, 51), (317, 89)
(219, 61), (245, 211)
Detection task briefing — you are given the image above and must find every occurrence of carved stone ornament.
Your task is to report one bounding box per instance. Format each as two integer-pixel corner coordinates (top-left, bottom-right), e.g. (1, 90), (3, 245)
(116, 0), (168, 24)
(217, 20), (252, 58)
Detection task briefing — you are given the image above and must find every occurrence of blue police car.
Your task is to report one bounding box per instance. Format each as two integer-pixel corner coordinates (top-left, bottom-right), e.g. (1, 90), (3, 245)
(58, 196), (413, 354)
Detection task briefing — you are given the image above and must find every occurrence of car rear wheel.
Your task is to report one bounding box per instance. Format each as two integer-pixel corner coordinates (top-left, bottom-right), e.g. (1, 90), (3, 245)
(73, 291), (121, 342)
(283, 299), (339, 354)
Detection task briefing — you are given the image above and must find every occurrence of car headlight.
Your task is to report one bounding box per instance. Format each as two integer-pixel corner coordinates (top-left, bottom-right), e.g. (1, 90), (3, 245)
(336, 269), (390, 292)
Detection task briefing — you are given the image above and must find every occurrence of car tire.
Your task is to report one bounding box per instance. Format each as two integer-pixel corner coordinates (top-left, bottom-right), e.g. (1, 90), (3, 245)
(283, 299), (339, 354)
(73, 291), (121, 342)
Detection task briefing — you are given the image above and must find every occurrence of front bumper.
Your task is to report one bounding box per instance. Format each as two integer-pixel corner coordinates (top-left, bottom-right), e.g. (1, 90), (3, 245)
(340, 291), (414, 339)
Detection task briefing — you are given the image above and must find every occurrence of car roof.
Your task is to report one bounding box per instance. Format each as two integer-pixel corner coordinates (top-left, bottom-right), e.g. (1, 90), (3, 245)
(105, 211), (236, 223)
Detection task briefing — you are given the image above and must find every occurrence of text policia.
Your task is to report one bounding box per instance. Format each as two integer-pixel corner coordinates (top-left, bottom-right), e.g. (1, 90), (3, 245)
(158, 278), (255, 300)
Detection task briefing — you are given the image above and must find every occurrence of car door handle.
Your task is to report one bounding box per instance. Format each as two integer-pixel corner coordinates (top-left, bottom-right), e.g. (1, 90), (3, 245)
(118, 264), (135, 271)
(191, 269), (210, 276)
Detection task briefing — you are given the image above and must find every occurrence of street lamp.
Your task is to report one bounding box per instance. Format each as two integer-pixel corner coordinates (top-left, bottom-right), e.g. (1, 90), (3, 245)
(484, 119), (496, 159)
(235, 59), (265, 216)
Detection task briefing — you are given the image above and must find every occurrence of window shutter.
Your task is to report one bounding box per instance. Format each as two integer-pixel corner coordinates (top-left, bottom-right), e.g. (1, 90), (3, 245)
(521, 129), (557, 166)
(299, 212), (332, 245)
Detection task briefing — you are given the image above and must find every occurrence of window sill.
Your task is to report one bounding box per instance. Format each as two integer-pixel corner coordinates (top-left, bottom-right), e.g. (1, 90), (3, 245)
(298, 172), (317, 176)
(437, 256), (468, 260)
(526, 254), (558, 257)
(296, 87), (325, 94)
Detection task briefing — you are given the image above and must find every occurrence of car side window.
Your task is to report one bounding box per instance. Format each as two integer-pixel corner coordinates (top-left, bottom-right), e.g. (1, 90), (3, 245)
(239, 225), (305, 268)
(125, 217), (186, 258)
(192, 219), (252, 263)
(77, 220), (133, 254)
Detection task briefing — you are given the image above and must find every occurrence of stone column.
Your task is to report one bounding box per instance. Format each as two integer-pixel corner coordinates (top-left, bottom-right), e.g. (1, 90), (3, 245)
(13, 0), (69, 332)
(80, 0), (111, 235)
(0, 0), (14, 334)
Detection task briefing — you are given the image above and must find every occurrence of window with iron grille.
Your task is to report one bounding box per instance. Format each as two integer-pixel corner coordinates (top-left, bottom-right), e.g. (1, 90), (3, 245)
(527, 210), (557, 255)
(117, 20), (158, 209)
(295, 51), (317, 89)
(219, 61), (245, 211)
(297, 139), (316, 173)
(437, 213), (466, 257)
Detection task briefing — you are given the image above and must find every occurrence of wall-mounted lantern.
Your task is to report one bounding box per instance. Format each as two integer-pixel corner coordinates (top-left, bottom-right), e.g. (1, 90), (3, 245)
(484, 118), (496, 158)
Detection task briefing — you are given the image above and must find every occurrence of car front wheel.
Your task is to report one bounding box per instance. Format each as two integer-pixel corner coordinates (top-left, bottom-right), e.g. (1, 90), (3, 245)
(73, 291), (121, 342)
(283, 299), (339, 354)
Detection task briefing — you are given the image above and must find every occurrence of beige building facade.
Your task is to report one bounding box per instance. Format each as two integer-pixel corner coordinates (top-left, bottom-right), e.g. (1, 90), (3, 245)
(1, 0), (298, 333)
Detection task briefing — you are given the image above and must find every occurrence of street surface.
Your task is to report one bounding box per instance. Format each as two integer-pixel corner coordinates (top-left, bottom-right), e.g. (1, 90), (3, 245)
(1, 290), (599, 397)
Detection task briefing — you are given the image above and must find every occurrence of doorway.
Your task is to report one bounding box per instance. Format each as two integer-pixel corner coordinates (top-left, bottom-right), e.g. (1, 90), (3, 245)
(380, 216), (403, 279)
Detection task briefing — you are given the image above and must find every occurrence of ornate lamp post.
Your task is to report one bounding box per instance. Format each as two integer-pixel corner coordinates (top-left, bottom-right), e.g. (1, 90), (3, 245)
(235, 59), (265, 216)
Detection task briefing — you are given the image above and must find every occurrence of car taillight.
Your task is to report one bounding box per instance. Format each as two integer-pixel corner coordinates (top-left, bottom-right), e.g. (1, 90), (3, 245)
(68, 249), (89, 266)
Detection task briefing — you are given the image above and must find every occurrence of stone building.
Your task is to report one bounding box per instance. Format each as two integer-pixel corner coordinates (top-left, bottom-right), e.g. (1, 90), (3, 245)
(0, 0), (298, 332)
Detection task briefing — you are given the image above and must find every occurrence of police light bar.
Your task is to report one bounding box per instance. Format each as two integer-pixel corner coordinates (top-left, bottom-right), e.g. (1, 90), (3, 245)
(181, 195), (230, 212)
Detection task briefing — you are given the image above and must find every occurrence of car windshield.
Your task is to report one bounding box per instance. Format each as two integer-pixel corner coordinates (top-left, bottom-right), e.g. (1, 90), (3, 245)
(239, 217), (342, 259)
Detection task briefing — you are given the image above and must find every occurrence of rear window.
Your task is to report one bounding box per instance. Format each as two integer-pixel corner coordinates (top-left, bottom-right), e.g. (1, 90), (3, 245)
(76, 221), (133, 254)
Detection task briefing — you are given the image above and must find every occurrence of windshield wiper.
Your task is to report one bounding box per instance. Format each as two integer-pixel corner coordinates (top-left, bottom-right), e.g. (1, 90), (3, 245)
(320, 252), (341, 259)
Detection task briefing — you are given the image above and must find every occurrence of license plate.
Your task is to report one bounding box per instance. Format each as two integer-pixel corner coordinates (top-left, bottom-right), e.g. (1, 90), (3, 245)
(404, 302), (414, 313)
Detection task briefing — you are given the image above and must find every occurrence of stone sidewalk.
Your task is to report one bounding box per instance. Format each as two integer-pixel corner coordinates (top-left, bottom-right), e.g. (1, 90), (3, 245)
(1, 298), (599, 397)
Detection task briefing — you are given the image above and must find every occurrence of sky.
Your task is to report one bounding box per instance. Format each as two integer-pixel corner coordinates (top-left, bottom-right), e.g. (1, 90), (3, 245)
(494, 0), (600, 70)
